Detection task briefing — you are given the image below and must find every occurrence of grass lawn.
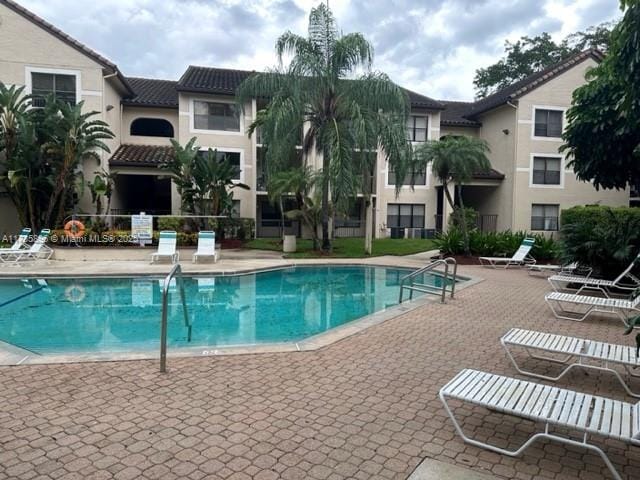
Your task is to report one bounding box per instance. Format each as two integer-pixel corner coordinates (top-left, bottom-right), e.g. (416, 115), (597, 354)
(244, 237), (438, 258)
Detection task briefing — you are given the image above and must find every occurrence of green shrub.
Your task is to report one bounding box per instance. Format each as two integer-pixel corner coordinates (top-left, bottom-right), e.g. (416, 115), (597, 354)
(434, 229), (465, 255)
(448, 207), (477, 232)
(152, 231), (197, 246)
(561, 206), (640, 278)
(157, 216), (184, 231)
(531, 233), (561, 262)
(435, 228), (559, 261)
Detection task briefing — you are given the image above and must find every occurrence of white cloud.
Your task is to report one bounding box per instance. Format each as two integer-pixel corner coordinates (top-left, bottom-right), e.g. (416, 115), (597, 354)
(17, 0), (621, 100)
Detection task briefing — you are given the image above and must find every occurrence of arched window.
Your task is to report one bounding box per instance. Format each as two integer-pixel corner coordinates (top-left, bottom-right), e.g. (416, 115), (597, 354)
(130, 118), (174, 137)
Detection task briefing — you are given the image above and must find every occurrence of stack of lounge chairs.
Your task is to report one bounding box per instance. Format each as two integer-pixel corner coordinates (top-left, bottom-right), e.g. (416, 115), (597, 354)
(439, 250), (640, 480)
(0, 228), (52, 264)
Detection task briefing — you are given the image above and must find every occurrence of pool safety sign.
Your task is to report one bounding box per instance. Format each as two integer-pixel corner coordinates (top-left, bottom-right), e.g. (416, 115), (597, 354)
(131, 212), (153, 245)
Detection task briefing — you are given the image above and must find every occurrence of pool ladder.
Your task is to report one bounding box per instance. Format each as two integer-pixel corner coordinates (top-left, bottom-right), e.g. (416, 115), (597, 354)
(160, 264), (191, 373)
(398, 257), (457, 304)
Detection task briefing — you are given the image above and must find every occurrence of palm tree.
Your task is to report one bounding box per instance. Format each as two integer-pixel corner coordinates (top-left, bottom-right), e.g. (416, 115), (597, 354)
(165, 138), (250, 229)
(285, 192), (326, 251)
(415, 135), (491, 255)
(0, 84), (36, 228)
(237, 3), (411, 252)
(266, 166), (317, 239)
(166, 137), (198, 214)
(42, 100), (115, 227)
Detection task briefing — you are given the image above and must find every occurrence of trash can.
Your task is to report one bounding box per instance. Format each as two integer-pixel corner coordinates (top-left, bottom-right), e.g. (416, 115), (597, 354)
(283, 235), (297, 253)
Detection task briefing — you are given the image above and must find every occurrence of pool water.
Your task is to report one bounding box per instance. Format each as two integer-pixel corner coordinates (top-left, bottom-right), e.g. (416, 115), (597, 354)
(0, 266), (452, 355)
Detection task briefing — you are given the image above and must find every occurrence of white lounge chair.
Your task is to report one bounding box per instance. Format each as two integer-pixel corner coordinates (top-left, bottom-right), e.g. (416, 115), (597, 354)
(527, 261), (587, 277)
(192, 231), (219, 263)
(548, 252), (640, 296)
(478, 237), (536, 268)
(0, 228), (31, 252)
(501, 328), (640, 398)
(150, 230), (179, 264)
(545, 290), (640, 325)
(0, 229), (52, 264)
(440, 369), (640, 480)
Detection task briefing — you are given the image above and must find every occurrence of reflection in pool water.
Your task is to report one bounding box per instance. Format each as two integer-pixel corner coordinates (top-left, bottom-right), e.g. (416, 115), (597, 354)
(0, 266), (452, 354)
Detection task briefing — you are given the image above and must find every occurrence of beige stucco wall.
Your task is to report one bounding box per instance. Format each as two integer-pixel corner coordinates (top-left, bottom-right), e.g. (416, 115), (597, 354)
(475, 105), (517, 231)
(122, 106), (178, 146)
(511, 58), (629, 233)
(177, 93), (256, 219)
(374, 108), (441, 237)
(0, 2), (127, 226)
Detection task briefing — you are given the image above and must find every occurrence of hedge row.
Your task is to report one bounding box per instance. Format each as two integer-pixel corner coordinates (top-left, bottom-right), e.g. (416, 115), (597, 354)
(560, 206), (640, 279)
(434, 229), (559, 261)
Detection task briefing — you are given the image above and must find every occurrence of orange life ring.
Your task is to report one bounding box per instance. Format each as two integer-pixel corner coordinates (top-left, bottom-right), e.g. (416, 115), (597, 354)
(64, 220), (85, 238)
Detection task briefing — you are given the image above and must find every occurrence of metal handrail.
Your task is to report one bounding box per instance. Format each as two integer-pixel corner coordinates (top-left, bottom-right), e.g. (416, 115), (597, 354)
(399, 257), (458, 304)
(160, 264), (191, 373)
(443, 257), (458, 298)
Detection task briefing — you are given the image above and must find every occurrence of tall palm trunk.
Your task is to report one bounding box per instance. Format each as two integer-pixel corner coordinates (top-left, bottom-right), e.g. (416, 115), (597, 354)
(364, 196), (373, 255)
(321, 147), (331, 252)
(279, 195), (285, 239)
(455, 184), (471, 256)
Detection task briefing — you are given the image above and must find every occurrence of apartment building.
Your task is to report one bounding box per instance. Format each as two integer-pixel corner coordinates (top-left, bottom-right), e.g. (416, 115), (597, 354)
(0, 0), (630, 239)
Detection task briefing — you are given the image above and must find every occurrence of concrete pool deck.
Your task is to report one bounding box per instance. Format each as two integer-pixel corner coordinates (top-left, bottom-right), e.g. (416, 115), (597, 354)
(0, 247), (443, 278)
(2, 259), (639, 479)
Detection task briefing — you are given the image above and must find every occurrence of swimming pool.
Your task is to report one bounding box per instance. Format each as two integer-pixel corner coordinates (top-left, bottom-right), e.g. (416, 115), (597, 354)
(0, 266), (453, 355)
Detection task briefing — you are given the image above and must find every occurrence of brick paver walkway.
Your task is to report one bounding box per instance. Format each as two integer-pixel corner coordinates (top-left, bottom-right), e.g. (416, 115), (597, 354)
(1, 266), (639, 479)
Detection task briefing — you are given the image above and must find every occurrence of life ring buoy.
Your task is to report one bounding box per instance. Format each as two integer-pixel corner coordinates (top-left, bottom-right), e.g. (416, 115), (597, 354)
(64, 220), (85, 238)
(65, 284), (86, 303)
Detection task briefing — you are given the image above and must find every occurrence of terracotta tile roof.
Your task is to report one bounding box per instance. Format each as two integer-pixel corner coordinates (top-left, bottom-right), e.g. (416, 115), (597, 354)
(177, 65), (444, 109)
(177, 66), (254, 95)
(109, 144), (174, 167)
(123, 78), (179, 108)
(0, 0), (134, 97)
(466, 48), (604, 118)
(473, 168), (505, 180)
(401, 88), (444, 110)
(439, 101), (481, 127)
(437, 49), (603, 125)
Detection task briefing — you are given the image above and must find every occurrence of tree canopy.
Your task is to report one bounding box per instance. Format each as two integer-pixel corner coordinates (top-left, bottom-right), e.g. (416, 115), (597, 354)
(473, 22), (615, 97)
(561, 0), (640, 190)
(0, 84), (114, 230)
(237, 3), (412, 252)
(414, 136), (491, 255)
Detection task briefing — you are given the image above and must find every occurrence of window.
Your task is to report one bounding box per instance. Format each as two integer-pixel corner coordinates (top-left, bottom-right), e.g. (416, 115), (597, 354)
(130, 118), (174, 137)
(406, 115), (428, 142)
(531, 204), (559, 231)
(194, 101), (240, 132)
(387, 204), (425, 228)
(532, 156), (561, 185)
(388, 166), (426, 186)
(31, 72), (76, 107)
(534, 109), (563, 138)
(198, 150), (241, 180)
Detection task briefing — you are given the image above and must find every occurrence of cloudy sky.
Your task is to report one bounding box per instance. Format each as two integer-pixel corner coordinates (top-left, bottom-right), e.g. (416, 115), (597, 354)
(19, 0), (621, 100)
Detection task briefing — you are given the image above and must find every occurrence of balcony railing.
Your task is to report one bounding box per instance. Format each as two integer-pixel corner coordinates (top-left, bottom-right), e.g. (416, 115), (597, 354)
(383, 227), (437, 239)
(433, 213), (498, 233)
(334, 220), (365, 238)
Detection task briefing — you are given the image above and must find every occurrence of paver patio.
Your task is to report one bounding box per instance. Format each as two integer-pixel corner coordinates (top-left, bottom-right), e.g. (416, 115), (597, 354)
(1, 265), (639, 479)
